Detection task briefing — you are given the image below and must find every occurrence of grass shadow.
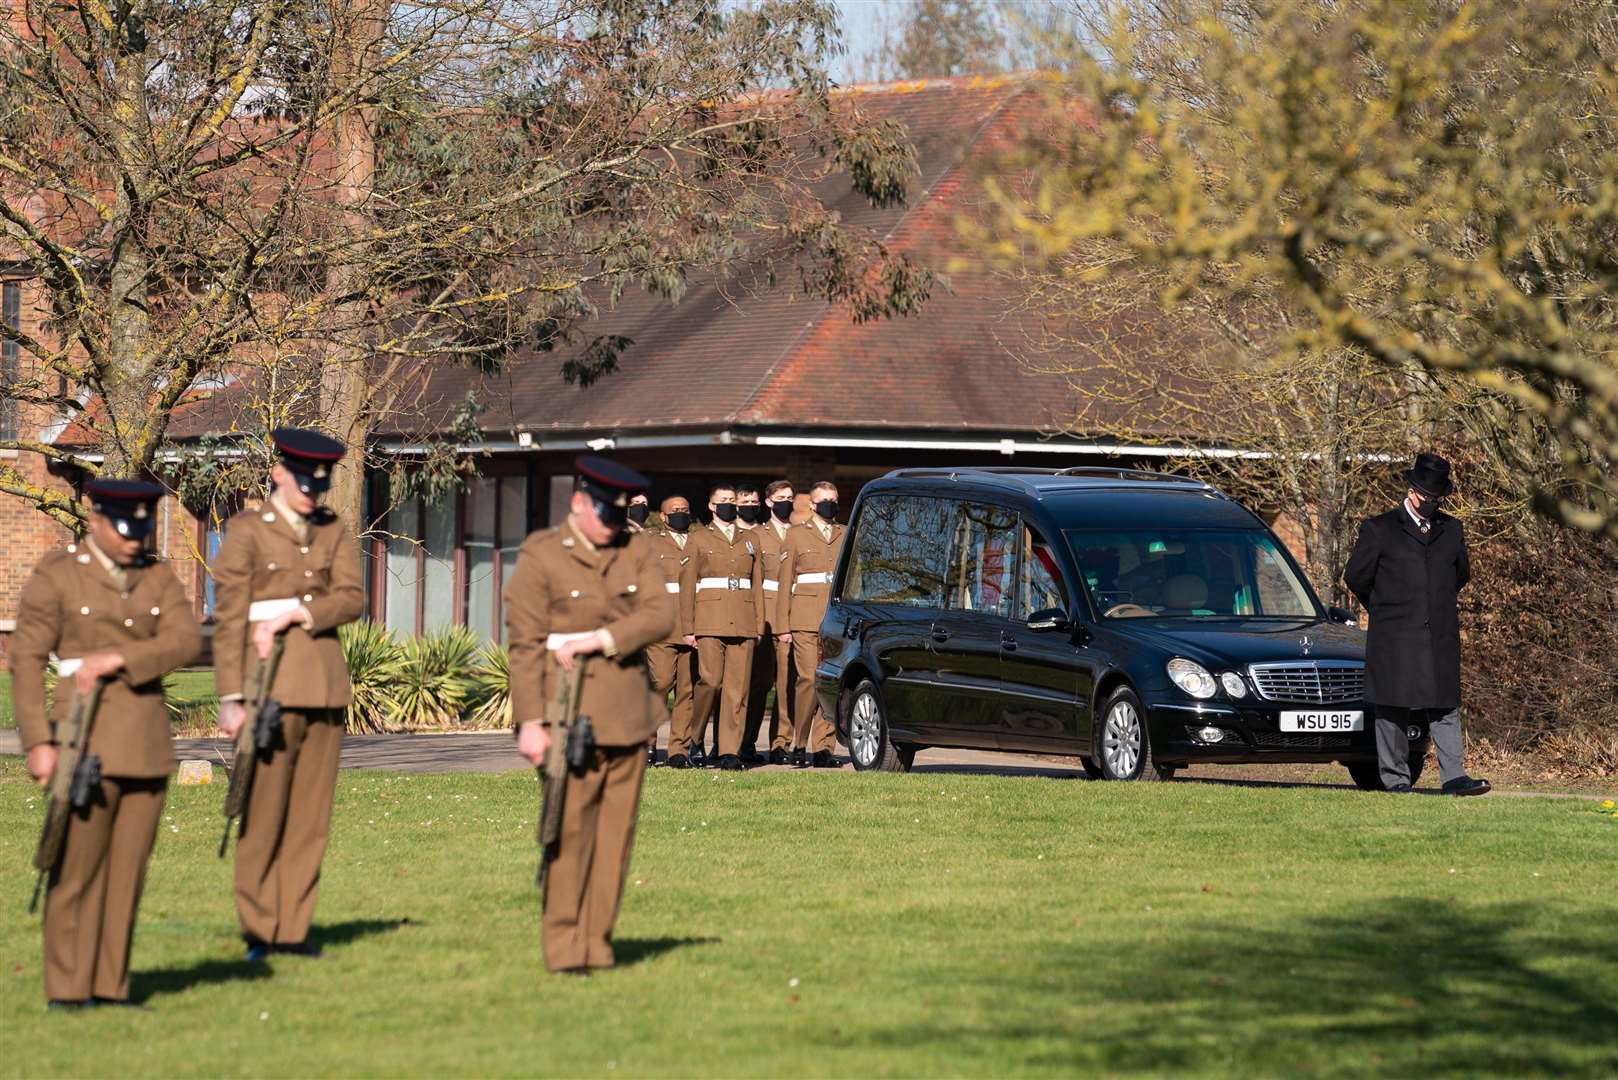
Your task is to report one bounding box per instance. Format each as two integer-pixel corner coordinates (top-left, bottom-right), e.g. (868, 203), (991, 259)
(849, 898), (1618, 1075)
(132, 957), (273, 1003)
(613, 936), (720, 968)
(131, 918), (413, 1003)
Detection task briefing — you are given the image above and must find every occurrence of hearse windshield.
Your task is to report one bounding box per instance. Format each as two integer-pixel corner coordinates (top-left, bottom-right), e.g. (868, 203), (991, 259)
(1065, 528), (1319, 620)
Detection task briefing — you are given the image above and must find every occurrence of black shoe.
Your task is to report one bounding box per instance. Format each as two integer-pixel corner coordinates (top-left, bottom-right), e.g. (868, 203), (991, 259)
(245, 937), (271, 963)
(812, 750), (838, 769)
(647, 746), (658, 766)
(739, 748), (764, 765)
(768, 748), (790, 766)
(47, 999), (92, 1011)
(92, 997), (148, 1009)
(791, 749), (808, 768)
(272, 941), (322, 958)
(667, 754), (692, 770)
(1441, 775), (1491, 797)
(718, 754), (743, 771)
(1384, 783), (1413, 794)
(689, 750), (706, 768)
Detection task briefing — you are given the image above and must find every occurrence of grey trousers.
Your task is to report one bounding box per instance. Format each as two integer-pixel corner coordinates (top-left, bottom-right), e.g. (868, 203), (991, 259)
(1375, 706), (1467, 788)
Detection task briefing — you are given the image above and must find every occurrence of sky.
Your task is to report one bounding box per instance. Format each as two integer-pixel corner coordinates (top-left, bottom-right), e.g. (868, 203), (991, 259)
(830, 0), (893, 83)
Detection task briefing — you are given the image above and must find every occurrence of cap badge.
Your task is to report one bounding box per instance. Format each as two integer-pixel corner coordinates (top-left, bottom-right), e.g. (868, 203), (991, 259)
(133, 503), (149, 520)
(314, 463), (330, 479)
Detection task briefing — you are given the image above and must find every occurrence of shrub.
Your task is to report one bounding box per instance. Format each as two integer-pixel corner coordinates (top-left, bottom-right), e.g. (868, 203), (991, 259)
(468, 643), (512, 730)
(341, 620), (407, 733)
(391, 624), (485, 731)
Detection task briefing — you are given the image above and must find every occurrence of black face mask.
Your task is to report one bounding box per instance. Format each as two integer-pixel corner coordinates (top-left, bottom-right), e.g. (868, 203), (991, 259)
(737, 503), (764, 525)
(814, 499), (838, 521)
(712, 503), (738, 524)
(626, 504), (649, 526)
(770, 500), (794, 523)
(664, 511), (691, 533)
(592, 498), (628, 528)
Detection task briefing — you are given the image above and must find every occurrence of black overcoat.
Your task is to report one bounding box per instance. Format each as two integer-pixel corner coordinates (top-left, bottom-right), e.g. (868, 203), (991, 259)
(1343, 506), (1470, 708)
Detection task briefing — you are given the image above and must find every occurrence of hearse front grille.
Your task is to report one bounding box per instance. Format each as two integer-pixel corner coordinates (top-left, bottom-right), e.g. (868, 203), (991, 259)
(1247, 661), (1365, 705)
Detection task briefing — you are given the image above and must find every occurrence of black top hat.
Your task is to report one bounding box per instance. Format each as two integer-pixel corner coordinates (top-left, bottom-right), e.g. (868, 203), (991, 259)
(272, 427), (345, 495)
(1402, 452), (1455, 497)
(575, 455), (648, 527)
(86, 479), (164, 539)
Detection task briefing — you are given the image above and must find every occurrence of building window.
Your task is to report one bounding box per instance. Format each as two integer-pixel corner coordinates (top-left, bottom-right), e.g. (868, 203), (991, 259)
(1, 282), (20, 442)
(380, 470), (530, 640)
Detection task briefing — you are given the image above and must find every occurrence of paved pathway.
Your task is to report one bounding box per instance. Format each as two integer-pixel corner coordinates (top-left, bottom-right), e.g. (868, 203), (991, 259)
(1, 728), (1600, 797)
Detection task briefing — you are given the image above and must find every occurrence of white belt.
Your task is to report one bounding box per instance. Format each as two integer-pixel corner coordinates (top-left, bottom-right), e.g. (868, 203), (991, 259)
(546, 631), (597, 651)
(248, 597), (302, 623)
(795, 572), (831, 586)
(53, 656), (82, 677)
(762, 579), (779, 593)
(664, 581), (680, 594)
(697, 576), (751, 592)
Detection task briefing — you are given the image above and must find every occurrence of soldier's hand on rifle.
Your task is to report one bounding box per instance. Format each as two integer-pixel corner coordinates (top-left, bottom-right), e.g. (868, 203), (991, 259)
(218, 700), (247, 738)
(253, 608), (306, 659)
(26, 744), (58, 785)
(516, 721), (551, 767)
(75, 650), (125, 693)
(554, 629), (609, 672)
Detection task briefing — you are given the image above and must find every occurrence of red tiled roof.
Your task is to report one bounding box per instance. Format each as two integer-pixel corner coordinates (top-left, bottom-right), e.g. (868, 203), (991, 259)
(155, 75), (1202, 447)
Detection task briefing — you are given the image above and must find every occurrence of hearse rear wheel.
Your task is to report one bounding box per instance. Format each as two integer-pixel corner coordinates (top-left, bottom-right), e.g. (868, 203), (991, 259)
(846, 680), (910, 773)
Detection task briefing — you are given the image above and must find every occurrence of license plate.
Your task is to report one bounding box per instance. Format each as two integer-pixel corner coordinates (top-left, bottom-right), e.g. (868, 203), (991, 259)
(1280, 710), (1364, 732)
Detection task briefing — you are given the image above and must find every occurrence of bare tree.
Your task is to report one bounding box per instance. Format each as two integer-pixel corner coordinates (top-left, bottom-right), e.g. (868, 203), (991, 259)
(0, 0), (930, 528)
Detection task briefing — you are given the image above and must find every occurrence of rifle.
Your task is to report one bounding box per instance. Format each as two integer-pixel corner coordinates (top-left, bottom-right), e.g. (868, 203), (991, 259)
(219, 635), (287, 857)
(30, 677), (107, 913)
(536, 657), (594, 900)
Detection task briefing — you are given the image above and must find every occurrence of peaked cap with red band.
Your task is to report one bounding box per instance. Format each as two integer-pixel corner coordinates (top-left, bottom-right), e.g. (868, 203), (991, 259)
(272, 427), (346, 495)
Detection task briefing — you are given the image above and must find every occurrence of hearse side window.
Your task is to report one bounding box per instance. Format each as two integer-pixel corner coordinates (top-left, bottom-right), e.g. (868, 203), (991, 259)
(1065, 528), (1317, 619)
(1013, 524), (1070, 618)
(843, 494), (951, 607)
(944, 502), (1017, 618)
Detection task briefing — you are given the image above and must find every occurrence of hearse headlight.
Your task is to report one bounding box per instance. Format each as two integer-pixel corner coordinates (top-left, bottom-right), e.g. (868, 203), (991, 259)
(1167, 658), (1217, 699)
(1219, 672), (1248, 699)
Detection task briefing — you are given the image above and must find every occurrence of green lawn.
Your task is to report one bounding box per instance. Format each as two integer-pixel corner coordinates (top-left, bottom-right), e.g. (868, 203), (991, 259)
(1, 671), (218, 731)
(2, 762), (1615, 1078)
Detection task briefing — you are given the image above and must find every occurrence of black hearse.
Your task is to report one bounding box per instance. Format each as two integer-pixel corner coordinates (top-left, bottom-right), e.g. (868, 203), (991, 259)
(814, 467), (1427, 787)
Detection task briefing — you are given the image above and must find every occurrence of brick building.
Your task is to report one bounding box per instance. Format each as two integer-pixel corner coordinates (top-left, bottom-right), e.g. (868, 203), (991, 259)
(2, 75), (1253, 659)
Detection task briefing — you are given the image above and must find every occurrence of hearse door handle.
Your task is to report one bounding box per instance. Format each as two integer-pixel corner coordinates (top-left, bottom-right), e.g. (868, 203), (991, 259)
(1000, 632), (1018, 653)
(930, 627), (950, 644)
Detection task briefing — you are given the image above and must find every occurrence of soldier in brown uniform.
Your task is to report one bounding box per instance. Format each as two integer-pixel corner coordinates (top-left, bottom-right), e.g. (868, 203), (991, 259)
(742, 480), (798, 765)
(646, 495), (701, 768)
(504, 456), (674, 973)
(12, 480), (202, 1007)
(213, 428), (366, 961)
(679, 482), (764, 771)
(777, 481), (847, 767)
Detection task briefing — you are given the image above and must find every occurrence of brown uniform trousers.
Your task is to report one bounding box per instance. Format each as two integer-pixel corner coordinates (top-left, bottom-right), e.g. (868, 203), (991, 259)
(777, 520), (847, 754)
(744, 520), (795, 753)
(679, 522), (764, 759)
(644, 528), (697, 758)
(504, 522), (674, 971)
(11, 544), (201, 1002)
(212, 502), (366, 946)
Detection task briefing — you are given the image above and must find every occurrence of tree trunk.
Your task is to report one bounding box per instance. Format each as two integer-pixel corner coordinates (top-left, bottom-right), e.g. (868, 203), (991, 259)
(316, 0), (385, 527)
(101, 43), (155, 481)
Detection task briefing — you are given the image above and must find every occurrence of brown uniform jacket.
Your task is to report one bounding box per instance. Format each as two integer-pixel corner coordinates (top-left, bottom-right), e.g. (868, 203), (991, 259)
(647, 529), (693, 643)
(777, 521), (847, 633)
(753, 521), (793, 635)
(11, 545), (202, 778)
(504, 524), (676, 746)
(678, 522), (764, 638)
(212, 505), (366, 709)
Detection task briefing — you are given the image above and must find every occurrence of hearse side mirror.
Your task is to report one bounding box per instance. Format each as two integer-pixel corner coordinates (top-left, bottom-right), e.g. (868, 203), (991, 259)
(1027, 607), (1070, 633)
(1327, 606), (1358, 626)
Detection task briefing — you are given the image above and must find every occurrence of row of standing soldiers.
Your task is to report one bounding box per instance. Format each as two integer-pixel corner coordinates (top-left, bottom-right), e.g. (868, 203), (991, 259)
(12, 439), (849, 1001)
(626, 478), (846, 771)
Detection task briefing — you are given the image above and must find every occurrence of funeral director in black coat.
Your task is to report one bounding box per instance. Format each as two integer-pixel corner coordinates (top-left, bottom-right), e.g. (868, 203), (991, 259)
(1343, 453), (1490, 796)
